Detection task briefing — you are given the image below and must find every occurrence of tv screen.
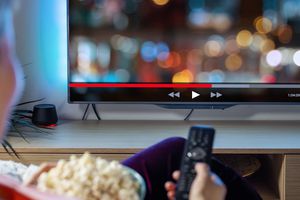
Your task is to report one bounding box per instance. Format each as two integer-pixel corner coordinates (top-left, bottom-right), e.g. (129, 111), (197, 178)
(68, 0), (300, 104)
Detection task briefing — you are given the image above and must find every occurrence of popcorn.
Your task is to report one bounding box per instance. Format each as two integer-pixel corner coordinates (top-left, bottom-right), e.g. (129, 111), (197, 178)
(37, 153), (140, 200)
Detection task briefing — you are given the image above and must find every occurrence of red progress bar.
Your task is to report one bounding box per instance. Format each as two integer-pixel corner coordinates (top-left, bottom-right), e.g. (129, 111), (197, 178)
(69, 83), (212, 89)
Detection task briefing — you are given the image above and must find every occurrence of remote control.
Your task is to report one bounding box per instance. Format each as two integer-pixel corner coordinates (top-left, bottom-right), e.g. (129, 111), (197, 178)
(175, 126), (215, 200)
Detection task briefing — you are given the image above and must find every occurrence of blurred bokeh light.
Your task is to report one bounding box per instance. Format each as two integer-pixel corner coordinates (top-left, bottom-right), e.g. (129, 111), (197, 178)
(69, 0), (300, 84)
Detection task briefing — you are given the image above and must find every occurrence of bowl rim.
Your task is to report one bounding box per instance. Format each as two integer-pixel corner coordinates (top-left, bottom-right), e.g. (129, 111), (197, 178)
(123, 166), (146, 200)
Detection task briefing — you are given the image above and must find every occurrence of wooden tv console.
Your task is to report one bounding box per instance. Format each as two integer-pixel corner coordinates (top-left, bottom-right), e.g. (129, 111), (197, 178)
(1, 120), (300, 200)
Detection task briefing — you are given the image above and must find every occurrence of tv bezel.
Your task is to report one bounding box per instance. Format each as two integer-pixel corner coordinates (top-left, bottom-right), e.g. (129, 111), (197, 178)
(67, 0), (300, 106)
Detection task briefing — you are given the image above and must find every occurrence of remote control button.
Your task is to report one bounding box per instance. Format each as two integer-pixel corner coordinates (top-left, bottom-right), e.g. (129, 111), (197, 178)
(191, 132), (198, 141)
(192, 139), (199, 146)
(188, 147), (206, 160)
(203, 135), (209, 143)
(184, 157), (190, 162)
(196, 135), (204, 143)
(202, 141), (206, 146)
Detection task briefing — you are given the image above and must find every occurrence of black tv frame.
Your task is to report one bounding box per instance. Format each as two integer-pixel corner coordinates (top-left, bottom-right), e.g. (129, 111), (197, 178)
(67, 0), (300, 108)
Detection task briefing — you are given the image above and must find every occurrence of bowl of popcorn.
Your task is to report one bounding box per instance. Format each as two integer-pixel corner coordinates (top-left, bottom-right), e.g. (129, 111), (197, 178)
(35, 153), (146, 200)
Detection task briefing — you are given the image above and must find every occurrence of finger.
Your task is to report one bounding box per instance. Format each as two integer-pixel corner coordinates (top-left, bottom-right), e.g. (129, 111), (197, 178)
(165, 181), (176, 191)
(39, 163), (57, 173)
(172, 171), (180, 181)
(195, 163), (209, 173)
(24, 163), (56, 186)
(167, 190), (176, 200)
(195, 163), (210, 179)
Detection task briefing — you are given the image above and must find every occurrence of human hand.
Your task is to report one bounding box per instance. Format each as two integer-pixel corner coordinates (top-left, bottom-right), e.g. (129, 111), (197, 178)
(24, 162), (56, 186)
(165, 163), (226, 200)
(0, 175), (77, 200)
(189, 163), (226, 200)
(165, 170), (180, 200)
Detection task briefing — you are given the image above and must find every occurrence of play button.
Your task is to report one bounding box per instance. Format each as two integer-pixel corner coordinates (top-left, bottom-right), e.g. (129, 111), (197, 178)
(192, 91), (200, 99)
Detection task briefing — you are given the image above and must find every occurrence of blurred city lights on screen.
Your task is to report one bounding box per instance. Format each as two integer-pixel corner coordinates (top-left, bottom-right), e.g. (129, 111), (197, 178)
(266, 50), (282, 67)
(209, 70), (225, 83)
(264, 10), (278, 30)
(188, 9), (231, 32)
(188, 9), (209, 28)
(204, 36), (224, 57)
(97, 43), (111, 69)
(111, 35), (139, 56)
(113, 13), (129, 30)
(254, 17), (273, 34)
(236, 30), (253, 48)
(69, 0), (300, 84)
(157, 52), (170, 62)
(158, 52), (181, 69)
(277, 25), (293, 44)
(225, 38), (240, 55)
(225, 54), (243, 72)
(116, 69), (131, 82)
(89, 7), (104, 27)
(141, 41), (171, 63)
(187, 49), (203, 66)
(283, 0), (300, 19)
(77, 40), (97, 74)
(196, 72), (209, 82)
(71, 74), (86, 83)
(188, 0), (205, 10)
(262, 74), (276, 83)
(260, 39), (275, 54)
(172, 70), (193, 83)
(293, 50), (300, 66)
(157, 42), (170, 61)
(250, 33), (266, 52)
(102, 71), (118, 83)
(213, 14), (232, 33)
(152, 0), (170, 6)
(280, 48), (293, 66)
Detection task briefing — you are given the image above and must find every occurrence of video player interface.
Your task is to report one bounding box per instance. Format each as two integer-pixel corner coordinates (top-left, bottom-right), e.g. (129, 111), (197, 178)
(69, 0), (300, 103)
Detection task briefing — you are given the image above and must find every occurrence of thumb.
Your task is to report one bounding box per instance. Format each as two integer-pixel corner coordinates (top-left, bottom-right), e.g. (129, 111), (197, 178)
(195, 163), (210, 179)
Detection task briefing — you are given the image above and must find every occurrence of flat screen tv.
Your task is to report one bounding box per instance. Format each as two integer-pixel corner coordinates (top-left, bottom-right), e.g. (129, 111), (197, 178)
(68, 0), (300, 106)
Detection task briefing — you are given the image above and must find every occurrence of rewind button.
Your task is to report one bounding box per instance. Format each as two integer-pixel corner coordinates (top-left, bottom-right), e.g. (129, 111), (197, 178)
(169, 92), (181, 98)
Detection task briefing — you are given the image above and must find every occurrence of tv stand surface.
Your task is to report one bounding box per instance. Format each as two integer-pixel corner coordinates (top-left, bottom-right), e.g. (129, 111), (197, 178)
(1, 120), (300, 200)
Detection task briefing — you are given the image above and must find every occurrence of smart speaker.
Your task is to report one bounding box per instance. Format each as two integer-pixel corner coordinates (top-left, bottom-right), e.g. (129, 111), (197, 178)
(32, 104), (58, 126)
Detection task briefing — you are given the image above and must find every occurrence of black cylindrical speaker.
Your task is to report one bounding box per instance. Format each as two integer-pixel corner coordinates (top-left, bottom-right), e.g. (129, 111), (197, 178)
(32, 104), (58, 126)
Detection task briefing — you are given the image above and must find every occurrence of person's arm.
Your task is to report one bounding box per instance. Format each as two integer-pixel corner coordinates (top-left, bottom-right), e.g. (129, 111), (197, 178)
(0, 0), (24, 140)
(165, 163), (226, 200)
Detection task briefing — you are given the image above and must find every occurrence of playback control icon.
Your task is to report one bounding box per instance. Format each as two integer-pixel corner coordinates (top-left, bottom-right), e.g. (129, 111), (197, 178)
(169, 92), (181, 98)
(210, 92), (222, 98)
(192, 91), (200, 99)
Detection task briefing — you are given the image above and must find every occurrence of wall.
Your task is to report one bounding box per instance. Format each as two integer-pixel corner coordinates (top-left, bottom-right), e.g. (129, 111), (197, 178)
(13, 0), (300, 121)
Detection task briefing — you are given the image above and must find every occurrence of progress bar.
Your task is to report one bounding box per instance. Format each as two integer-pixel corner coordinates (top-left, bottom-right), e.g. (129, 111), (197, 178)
(69, 83), (213, 88)
(69, 83), (300, 89)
